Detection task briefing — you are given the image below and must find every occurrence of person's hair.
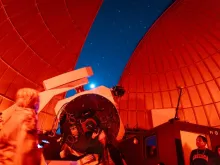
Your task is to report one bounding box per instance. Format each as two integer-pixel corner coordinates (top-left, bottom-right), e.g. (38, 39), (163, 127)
(197, 135), (207, 143)
(15, 88), (39, 110)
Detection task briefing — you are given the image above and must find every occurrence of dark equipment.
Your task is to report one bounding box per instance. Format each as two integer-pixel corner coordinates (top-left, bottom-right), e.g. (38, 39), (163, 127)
(41, 94), (122, 162)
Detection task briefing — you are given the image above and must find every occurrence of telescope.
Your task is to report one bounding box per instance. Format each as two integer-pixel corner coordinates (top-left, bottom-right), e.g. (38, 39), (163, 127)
(37, 67), (126, 165)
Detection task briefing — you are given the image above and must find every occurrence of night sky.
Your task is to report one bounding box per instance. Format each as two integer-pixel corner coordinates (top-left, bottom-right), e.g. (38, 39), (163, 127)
(67, 0), (174, 97)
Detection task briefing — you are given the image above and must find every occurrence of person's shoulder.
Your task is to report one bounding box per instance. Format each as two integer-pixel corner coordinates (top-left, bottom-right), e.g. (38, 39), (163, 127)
(190, 149), (197, 154)
(205, 149), (215, 157)
(206, 148), (214, 153)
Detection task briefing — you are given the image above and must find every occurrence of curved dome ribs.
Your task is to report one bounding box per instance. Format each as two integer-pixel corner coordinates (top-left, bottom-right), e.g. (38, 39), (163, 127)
(0, 0), (103, 111)
(118, 0), (220, 129)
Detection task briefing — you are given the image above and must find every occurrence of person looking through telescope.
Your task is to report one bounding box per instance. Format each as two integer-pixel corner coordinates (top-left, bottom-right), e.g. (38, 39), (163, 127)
(0, 88), (46, 165)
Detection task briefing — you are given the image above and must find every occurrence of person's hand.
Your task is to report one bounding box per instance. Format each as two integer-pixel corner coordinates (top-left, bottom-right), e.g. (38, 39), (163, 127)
(98, 131), (106, 145)
(92, 132), (99, 139)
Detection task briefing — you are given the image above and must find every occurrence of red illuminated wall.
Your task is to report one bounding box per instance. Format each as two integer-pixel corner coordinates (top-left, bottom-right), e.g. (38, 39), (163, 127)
(0, 0), (103, 111)
(118, 0), (220, 129)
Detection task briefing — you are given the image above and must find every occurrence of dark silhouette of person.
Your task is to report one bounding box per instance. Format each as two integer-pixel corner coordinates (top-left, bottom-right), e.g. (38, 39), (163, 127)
(212, 145), (220, 165)
(189, 135), (215, 165)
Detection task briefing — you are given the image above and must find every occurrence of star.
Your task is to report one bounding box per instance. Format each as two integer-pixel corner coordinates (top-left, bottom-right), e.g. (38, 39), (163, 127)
(157, 9), (161, 13)
(73, 0), (174, 99)
(139, 20), (143, 25)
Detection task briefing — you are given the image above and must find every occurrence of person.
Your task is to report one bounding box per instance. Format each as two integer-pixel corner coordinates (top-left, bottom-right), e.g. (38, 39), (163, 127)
(189, 135), (214, 165)
(60, 126), (108, 165)
(212, 145), (220, 165)
(0, 88), (46, 165)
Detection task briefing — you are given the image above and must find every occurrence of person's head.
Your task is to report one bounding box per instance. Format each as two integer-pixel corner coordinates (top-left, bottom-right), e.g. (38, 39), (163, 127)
(215, 145), (220, 156)
(15, 88), (39, 111)
(196, 135), (207, 149)
(70, 125), (79, 136)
